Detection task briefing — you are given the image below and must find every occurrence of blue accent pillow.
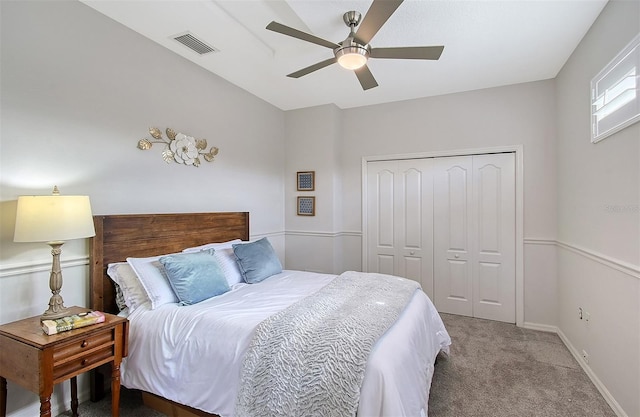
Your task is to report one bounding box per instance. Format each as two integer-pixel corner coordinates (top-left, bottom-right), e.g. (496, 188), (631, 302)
(159, 249), (230, 305)
(232, 238), (283, 284)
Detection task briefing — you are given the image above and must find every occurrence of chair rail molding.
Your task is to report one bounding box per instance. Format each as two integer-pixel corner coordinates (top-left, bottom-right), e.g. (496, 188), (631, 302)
(285, 230), (362, 238)
(0, 256), (89, 278)
(524, 238), (640, 279)
(555, 240), (639, 279)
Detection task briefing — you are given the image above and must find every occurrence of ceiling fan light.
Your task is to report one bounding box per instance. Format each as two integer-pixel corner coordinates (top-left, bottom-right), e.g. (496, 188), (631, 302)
(336, 46), (368, 70)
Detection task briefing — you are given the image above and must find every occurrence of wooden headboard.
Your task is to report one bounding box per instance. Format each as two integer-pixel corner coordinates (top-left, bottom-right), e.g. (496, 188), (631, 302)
(90, 212), (249, 313)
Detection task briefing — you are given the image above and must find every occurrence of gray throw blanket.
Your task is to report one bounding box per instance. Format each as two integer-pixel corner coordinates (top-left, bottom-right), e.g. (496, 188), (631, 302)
(235, 271), (420, 417)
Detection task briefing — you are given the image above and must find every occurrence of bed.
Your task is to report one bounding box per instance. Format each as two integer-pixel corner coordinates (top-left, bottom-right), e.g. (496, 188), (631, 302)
(90, 212), (451, 417)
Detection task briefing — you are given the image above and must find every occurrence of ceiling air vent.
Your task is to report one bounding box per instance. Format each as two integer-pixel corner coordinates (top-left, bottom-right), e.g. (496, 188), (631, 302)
(172, 32), (217, 55)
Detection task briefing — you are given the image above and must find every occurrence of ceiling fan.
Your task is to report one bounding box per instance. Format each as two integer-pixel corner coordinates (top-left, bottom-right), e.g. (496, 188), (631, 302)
(266, 0), (444, 91)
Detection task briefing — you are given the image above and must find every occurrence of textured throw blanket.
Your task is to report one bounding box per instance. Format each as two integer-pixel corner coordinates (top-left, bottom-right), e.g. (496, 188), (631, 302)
(235, 271), (420, 417)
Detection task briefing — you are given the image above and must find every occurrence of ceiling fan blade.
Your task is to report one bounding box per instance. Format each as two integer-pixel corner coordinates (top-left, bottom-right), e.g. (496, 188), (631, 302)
(355, 0), (404, 45)
(370, 45), (444, 60)
(287, 58), (337, 78)
(354, 65), (379, 90)
(266, 21), (339, 49)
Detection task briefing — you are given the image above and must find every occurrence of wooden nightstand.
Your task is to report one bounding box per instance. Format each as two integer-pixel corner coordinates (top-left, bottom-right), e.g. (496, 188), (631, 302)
(0, 307), (128, 417)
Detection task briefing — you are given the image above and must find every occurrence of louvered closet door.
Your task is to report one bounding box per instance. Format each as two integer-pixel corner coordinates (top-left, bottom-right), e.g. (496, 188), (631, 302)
(433, 156), (474, 317)
(366, 160), (434, 297)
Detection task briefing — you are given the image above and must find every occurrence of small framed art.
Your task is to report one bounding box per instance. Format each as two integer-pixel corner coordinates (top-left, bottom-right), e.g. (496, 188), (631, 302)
(297, 196), (315, 216)
(297, 171), (315, 191)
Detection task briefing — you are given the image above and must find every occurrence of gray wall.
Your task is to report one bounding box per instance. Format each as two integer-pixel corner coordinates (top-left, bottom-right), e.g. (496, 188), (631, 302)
(284, 81), (559, 328)
(555, 1), (640, 415)
(0, 2), (285, 415)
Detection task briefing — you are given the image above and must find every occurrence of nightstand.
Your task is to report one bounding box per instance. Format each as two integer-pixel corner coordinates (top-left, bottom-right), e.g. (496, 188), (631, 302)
(0, 307), (128, 417)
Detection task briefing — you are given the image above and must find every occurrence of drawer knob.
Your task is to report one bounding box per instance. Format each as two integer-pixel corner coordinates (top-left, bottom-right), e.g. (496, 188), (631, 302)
(81, 341), (88, 348)
(81, 359), (88, 366)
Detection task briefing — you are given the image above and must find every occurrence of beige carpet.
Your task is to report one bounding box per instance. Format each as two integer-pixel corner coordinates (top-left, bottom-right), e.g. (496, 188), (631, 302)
(428, 313), (616, 417)
(59, 313), (616, 417)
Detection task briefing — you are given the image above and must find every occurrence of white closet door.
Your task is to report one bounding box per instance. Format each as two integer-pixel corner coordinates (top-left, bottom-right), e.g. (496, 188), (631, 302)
(367, 161), (397, 276)
(396, 160), (434, 297)
(433, 156), (474, 317)
(472, 153), (515, 322)
(366, 160), (434, 297)
(366, 153), (516, 322)
(433, 153), (515, 322)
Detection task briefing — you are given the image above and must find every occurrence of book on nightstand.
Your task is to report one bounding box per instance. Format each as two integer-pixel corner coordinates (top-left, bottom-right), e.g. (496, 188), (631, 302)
(41, 310), (106, 335)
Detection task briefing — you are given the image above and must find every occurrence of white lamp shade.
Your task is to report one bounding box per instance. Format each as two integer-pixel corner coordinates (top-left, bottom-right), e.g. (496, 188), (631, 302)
(14, 195), (95, 243)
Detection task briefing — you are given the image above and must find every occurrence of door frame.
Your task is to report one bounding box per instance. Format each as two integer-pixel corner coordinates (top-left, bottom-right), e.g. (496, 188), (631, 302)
(362, 145), (524, 327)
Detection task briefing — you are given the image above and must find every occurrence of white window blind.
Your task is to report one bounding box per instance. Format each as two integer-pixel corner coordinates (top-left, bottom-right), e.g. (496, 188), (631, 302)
(591, 33), (640, 143)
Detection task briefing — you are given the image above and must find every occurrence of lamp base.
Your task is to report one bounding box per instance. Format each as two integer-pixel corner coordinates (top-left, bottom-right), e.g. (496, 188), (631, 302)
(41, 305), (73, 321)
(40, 241), (71, 322)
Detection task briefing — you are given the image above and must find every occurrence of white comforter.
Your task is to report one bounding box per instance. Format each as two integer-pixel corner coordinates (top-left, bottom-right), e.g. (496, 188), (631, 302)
(121, 270), (451, 417)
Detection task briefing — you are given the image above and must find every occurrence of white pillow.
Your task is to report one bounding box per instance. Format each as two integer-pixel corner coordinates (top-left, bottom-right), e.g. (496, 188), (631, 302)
(107, 262), (149, 312)
(127, 255), (179, 309)
(214, 247), (244, 286)
(182, 239), (242, 253)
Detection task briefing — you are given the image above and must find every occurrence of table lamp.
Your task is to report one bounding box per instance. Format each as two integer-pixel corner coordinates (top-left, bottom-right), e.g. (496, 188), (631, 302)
(14, 186), (96, 320)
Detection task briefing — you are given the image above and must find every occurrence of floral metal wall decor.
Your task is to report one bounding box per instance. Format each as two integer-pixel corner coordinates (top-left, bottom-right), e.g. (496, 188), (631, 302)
(137, 127), (219, 167)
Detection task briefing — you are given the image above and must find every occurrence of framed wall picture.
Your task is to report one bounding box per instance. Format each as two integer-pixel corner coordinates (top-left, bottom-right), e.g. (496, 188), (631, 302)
(297, 171), (315, 191)
(297, 196), (315, 216)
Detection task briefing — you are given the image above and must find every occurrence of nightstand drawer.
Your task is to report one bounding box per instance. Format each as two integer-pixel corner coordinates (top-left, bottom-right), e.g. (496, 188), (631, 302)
(53, 331), (114, 362)
(53, 345), (114, 382)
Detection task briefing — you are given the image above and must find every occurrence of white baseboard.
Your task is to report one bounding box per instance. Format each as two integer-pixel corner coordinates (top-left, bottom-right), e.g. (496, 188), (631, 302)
(522, 321), (558, 333)
(556, 328), (628, 417)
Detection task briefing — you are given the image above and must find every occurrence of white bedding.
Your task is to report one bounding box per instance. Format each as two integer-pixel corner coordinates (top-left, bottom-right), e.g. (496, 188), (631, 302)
(121, 270), (451, 417)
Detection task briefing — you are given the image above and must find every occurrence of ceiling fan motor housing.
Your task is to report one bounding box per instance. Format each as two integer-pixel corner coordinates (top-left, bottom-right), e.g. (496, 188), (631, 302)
(335, 39), (370, 70)
(336, 11), (369, 70)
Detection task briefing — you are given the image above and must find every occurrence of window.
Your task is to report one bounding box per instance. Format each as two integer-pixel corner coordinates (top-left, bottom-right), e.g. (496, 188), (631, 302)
(591, 33), (640, 143)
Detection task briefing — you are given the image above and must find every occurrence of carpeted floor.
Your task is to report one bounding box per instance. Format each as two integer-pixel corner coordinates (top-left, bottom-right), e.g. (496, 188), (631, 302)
(428, 314), (615, 417)
(59, 313), (616, 417)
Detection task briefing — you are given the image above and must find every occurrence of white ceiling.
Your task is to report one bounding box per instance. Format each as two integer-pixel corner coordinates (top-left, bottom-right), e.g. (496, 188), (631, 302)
(81, 0), (608, 111)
